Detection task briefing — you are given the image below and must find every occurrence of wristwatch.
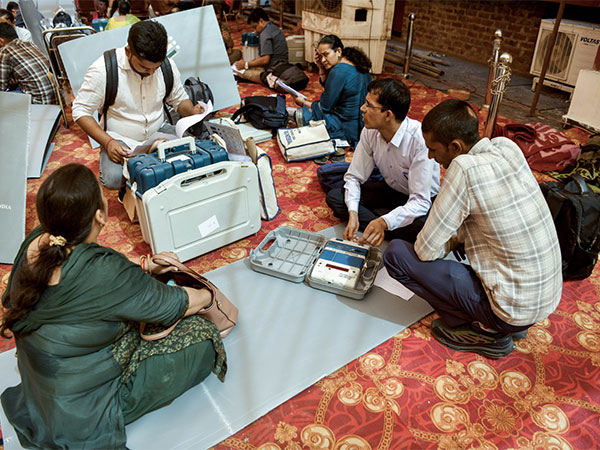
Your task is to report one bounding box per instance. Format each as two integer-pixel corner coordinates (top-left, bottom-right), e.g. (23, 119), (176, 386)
(245, 61), (249, 70)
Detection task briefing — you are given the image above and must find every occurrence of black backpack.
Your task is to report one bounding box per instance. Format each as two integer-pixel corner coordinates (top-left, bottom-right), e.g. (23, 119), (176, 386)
(102, 48), (173, 132)
(231, 95), (288, 130)
(540, 174), (600, 280)
(166, 77), (214, 138)
(260, 62), (309, 93)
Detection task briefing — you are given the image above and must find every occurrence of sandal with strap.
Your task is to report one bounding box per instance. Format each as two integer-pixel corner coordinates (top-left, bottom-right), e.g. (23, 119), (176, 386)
(430, 319), (515, 359)
(330, 148), (346, 162)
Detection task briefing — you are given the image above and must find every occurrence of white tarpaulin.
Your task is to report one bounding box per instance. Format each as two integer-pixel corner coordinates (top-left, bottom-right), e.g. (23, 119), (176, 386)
(0, 226), (433, 449)
(0, 92), (30, 263)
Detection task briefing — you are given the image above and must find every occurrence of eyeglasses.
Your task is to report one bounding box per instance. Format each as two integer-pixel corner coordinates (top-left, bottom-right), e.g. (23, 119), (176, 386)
(364, 100), (388, 111)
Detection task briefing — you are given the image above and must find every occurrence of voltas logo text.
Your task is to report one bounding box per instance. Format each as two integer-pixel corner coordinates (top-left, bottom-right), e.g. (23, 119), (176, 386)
(580, 37), (600, 45)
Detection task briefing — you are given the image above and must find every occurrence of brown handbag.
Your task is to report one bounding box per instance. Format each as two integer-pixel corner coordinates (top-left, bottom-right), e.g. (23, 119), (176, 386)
(140, 254), (238, 341)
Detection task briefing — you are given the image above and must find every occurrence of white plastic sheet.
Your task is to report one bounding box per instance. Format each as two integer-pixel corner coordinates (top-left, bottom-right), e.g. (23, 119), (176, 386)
(0, 92), (30, 263)
(0, 226), (433, 448)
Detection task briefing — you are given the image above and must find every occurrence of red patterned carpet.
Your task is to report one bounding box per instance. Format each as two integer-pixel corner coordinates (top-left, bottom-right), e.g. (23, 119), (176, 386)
(1, 21), (599, 450)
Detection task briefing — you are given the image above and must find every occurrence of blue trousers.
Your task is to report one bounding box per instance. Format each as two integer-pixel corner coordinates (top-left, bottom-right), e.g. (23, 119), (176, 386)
(326, 181), (430, 244)
(383, 240), (530, 334)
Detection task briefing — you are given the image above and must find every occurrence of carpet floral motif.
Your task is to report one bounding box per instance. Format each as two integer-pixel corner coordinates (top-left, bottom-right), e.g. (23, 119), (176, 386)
(1, 22), (598, 450)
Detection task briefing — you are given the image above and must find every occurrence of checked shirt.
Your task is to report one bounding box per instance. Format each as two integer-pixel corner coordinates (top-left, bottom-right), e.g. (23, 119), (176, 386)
(0, 39), (58, 105)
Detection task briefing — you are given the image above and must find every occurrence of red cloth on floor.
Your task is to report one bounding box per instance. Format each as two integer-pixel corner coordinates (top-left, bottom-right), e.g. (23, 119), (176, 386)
(495, 122), (580, 172)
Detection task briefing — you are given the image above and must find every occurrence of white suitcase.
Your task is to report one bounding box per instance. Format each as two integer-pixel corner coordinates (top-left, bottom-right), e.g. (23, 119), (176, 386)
(137, 161), (261, 262)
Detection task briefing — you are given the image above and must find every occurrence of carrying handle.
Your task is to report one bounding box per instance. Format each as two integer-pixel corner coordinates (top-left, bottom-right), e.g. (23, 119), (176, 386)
(570, 173), (589, 194)
(254, 230), (279, 254)
(151, 254), (217, 297)
(211, 133), (228, 152)
(231, 103), (263, 123)
(177, 165), (229, 189)
(151, 253), (189, 273)
(361, 259), (378, 284)
(157, 136), (196, 161)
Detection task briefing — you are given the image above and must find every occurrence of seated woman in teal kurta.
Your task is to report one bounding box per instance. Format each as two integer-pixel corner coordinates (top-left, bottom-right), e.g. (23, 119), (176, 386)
(0, 164), (227, 449)
(293, 35), (372, 151)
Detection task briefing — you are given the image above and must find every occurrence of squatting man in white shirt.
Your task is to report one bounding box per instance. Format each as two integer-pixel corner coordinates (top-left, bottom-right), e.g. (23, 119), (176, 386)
(72, 20), (204, 191)
(325, 77), (440, 246)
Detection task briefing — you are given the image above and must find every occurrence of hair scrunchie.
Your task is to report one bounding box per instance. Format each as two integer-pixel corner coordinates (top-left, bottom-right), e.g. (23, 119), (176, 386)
(48, 235), (67, 247)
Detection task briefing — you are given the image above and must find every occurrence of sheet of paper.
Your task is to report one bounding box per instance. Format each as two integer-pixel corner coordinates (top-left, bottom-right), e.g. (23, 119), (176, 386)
(175, 100), (213, 138)
(197, 215), (220, 238)
(125, 132), (178, 156)
(373, 267), (415, 301)
(232, 62), (245, 75)
(333, 139), (350, 148)
(275, 79), (306, 100)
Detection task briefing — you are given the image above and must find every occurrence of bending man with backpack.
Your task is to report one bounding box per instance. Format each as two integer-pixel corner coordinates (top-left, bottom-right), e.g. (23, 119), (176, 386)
(383, 99), (563, 359)
(72, 20), (204, 190)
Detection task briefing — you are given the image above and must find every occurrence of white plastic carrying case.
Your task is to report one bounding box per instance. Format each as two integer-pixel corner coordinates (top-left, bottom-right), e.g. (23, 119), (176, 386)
(249, 226), (382, 299)
(137, 161), (261, 262)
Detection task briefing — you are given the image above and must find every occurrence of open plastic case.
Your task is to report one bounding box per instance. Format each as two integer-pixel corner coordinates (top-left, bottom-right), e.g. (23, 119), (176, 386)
(249, 226), (382, 300)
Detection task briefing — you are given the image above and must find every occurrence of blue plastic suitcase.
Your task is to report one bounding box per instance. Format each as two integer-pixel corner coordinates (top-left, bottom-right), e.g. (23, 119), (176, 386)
(195, 139), (228, 164)
(127, 137), (229, 195)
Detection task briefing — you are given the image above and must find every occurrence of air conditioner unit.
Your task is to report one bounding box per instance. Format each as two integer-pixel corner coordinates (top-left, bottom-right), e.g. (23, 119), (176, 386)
(530, 19), (600, 92)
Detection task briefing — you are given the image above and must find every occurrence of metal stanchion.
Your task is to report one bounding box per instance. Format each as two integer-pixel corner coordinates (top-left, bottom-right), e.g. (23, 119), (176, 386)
(402, 13), (416, 78)
(482, 29), (503, 112)
(483, 52), (512, 139)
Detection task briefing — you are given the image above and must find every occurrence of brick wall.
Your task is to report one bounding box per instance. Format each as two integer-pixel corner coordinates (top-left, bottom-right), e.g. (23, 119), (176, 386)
(401, 1), (547, 74)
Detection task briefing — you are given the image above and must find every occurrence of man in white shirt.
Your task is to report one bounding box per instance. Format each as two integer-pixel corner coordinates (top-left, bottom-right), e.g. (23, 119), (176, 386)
(0, 9), (32, 43)
(383, 99), (562, 359)
(72, 20), (203, 190)
(326, 77), (440, 246)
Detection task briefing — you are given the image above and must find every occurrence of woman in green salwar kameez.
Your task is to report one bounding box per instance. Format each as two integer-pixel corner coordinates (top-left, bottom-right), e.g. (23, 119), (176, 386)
(0, 164), (227, 449)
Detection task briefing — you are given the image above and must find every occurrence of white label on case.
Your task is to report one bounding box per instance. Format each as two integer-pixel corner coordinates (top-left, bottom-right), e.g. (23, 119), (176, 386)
(198, 215), (220, 237)
(166, 154), (191, 163)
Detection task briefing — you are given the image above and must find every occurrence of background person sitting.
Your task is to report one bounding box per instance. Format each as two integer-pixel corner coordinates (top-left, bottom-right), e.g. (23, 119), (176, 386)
(0, 22), (58, 104)
(105, 0), (140, 30)
(0, 8), (32, 43)
(234, 7), (288, 85)
(0, 164), (227, 449)
(291, 34), (371, 162)
(6, 1), (24, 28)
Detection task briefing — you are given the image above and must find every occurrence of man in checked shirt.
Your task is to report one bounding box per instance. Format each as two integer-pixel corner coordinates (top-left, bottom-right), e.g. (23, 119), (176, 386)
(0, 23), (57, 105)
(383, 99), (562, 359)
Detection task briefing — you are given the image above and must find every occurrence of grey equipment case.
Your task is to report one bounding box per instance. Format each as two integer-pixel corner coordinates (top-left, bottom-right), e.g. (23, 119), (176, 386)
(249, 226), (382, 300)
(137, 161), (261, 262)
